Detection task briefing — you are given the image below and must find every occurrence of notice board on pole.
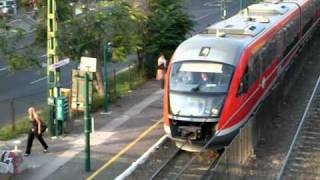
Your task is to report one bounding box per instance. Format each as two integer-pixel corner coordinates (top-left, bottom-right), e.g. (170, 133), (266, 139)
(71, 69), (93, 111)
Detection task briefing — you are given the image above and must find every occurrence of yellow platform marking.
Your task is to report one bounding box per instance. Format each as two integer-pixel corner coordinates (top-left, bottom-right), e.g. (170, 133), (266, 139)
(87, 119), (163, 180)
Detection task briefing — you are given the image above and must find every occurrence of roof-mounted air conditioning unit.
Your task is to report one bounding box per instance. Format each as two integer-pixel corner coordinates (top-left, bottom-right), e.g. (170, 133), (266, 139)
(247, 3), (289, 15)
(207, 21), (265, 37)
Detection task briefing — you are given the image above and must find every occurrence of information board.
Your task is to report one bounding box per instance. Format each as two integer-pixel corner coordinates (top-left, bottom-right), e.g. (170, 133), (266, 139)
(71, 69), (93, 111)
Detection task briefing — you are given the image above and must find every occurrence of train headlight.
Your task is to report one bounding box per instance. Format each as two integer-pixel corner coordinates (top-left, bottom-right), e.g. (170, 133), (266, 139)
(164, 125), (172, 137)
(211, 108), (219, 116)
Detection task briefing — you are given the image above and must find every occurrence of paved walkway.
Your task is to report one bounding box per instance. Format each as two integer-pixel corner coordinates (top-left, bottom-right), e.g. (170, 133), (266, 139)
(0, 80), (165, 180)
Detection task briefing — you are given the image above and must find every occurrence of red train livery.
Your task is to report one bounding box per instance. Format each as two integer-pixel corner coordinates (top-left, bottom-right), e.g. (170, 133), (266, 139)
(162, 0), (320, 151)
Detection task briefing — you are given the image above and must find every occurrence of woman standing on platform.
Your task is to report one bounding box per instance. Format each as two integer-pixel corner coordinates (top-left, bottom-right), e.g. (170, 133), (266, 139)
(24, 107), (48, 156)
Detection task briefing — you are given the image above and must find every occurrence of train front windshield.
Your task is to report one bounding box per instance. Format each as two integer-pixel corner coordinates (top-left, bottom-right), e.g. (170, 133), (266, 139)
(169, 62), (233, 118)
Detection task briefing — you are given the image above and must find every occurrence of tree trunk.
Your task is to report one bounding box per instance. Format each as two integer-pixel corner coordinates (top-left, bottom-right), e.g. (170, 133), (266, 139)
(94, 59), (104, 96)
(137, 49), (144, 70)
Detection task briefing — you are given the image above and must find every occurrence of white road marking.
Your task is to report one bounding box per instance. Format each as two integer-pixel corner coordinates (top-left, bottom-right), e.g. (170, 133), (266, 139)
(30, 76), (47, 85)
(203, 1), (232, 7)
(192, 12), (211, 21)
(0, 67), (8, 72)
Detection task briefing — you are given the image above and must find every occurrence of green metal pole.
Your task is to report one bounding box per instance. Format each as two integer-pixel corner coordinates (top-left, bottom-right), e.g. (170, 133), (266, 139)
(113, 69), (117, 98)
(128, 64), (132, 90)
(84, 72), (91, 172)
(221, 0), (227, 20)
(103, 41), (109, 112)
(240, 0), (243, 10)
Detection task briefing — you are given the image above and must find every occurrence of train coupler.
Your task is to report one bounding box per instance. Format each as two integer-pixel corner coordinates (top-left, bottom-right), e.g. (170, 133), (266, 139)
(178, 126), (202, 140)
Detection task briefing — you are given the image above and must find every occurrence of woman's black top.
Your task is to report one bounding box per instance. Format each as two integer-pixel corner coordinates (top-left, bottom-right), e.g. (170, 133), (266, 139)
(31, 119), (46, 133)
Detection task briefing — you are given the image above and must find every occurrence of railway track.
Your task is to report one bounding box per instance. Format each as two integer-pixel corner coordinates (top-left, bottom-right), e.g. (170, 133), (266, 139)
(151, 147), (220, 180)
(277, 74), (320, 180)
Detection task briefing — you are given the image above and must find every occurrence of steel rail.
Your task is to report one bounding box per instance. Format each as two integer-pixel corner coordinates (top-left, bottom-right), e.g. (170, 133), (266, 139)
(276, 66), (320, 180)
(149, 147), (182, 180)
(201, 152), (223, 180)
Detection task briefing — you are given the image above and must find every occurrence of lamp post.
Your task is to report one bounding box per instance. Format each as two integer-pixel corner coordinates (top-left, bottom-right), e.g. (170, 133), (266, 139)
(240, 0), (247, 10)
(221, 0), (227, 20)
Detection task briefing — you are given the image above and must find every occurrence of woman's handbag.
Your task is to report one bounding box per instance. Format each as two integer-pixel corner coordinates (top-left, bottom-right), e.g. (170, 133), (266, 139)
(40, 122), (47, 133)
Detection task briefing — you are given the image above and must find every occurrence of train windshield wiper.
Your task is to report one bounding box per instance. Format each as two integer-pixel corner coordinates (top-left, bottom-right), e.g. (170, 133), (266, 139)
(173, 110), (181, 117)
(191, 84), (202, 92)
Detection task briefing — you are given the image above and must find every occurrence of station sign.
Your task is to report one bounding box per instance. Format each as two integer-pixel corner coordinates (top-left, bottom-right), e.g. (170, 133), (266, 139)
(49, 58), (70, 70)
(79, 57), (97, 72)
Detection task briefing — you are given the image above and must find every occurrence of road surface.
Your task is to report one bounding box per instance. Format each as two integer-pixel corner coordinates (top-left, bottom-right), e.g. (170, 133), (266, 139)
(0, 0), (243, 126)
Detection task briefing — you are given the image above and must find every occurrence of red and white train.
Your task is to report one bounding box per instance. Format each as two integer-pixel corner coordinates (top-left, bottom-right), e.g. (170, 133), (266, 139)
(162, 0), (320, 151)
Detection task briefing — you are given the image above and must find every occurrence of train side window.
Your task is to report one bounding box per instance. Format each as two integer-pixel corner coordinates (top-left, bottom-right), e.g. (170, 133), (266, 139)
(254, 53), (262, 77)
(269, 39), (277, 63)
(259, 47), (268, 72)
(237, 67), (249, 96)
(248, 54), (259, 86)
(275, 32), (282, 60)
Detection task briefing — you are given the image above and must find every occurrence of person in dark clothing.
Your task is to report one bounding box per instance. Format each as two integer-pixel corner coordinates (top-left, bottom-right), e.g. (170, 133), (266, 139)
(24, 107), (48, 156)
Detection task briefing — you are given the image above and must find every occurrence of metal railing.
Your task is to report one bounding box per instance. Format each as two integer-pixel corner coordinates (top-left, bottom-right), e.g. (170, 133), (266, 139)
(0, 64), (142, 130)
(0, 89), (47, 129)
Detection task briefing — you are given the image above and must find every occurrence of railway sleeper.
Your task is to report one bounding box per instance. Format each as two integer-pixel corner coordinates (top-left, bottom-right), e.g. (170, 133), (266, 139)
(295, 140), (318, 148)
(300, 135), (318, 141)
(283, 171), (320, 180)
(301, 128), (320, 136)
(298, 136), (320, 143)
(286, 161), (307, 169)
(286, 167), (320, 175)
(165, 171), (203, 179)
(298, 144), (320, 150)
(299, 139), (320, 146)
(290, 156), (320, 164)
(296, 145), (320, 151)
(305, 115), (320, 122)
(309, 113), (320, 119)
(304, 120), (320, 127)
(170, 166), (210, 174)
(295, 151), (313, 156)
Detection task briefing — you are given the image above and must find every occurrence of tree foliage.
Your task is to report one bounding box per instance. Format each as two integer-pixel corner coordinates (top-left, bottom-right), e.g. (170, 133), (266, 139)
(143, 0), (194, 77)
(57, 1), (145, 62)
(55, 1), (146, 95)
(0, 19), (40, 72)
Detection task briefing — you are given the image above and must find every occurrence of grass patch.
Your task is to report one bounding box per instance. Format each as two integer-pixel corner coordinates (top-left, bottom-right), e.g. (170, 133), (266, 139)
(0, 108), (49, 141)
(0, 67), (147, 141)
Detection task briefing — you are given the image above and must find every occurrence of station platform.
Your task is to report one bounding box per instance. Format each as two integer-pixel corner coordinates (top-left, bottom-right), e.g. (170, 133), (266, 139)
(0, 80), (164, 180)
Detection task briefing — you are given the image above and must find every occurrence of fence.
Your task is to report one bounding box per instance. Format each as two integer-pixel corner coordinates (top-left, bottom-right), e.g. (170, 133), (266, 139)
(207, 115), (262, 179)
(0, 89), (47, 129)
(0, 64), (144, 130)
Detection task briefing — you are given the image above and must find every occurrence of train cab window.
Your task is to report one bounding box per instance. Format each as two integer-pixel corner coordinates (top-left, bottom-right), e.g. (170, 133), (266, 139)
(169, 62), (234, 93)
(168, 62), (234, 117)
(237, 67), (249, 96)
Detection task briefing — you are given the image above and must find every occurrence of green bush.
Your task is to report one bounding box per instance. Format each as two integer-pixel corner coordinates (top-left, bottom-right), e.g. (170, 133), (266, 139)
(143, 0), (194, 78)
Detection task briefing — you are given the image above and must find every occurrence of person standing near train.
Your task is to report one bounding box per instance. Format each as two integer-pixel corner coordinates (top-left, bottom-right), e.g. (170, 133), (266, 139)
(24, 107), (48, 156)
(156, 52), (167, 88)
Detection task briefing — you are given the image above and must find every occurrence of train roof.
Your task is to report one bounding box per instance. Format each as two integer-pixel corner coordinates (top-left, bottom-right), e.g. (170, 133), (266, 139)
(171, 1), (300, 66)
